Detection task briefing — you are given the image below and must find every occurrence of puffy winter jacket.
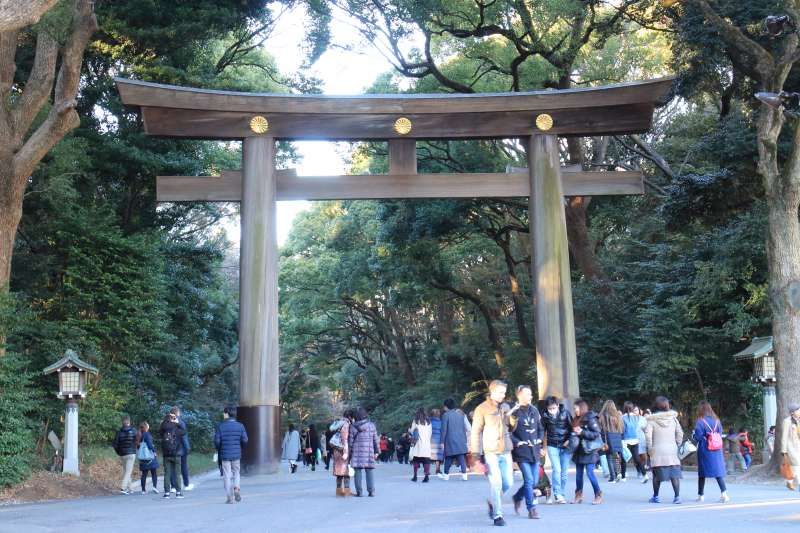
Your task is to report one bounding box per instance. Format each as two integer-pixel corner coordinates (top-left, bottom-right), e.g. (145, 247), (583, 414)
(214, 418), (249, 461)
(113, 425), (138, 456)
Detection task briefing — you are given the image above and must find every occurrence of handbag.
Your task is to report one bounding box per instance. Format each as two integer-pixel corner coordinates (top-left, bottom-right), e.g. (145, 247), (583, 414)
(582, 436), (604, 454)
(781, 458), (794, 481)
(304, 447), (313, 455)
(348, 465), (355, 477)
(678, 439), (697, 460)
(136, 441), (154, 462)
(622, 444), (633, 463)
(599, 454), (610, 476)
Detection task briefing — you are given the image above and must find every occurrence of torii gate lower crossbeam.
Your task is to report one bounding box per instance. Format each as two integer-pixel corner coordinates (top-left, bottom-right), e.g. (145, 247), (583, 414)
(116, 77), (671, 474)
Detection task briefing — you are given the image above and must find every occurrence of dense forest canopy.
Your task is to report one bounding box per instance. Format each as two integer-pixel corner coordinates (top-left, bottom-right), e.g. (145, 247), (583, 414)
(2, 0), (799, 486)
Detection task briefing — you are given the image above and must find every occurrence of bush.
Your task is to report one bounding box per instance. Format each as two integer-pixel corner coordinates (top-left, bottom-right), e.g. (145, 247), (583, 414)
(0, 353), (39, 487)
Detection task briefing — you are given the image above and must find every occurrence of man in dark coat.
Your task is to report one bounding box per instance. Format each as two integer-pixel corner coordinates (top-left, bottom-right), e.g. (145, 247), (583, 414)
(112, 415), (138, 494)
(440, 398), (471, 481)
(214, 405), (249, 504)
(159, 412), (186, 498)
(509, 385), (545, 519)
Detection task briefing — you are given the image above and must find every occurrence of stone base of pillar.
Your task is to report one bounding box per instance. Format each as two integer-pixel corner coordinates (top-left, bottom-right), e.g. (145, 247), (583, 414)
(238, 405), (281, 475)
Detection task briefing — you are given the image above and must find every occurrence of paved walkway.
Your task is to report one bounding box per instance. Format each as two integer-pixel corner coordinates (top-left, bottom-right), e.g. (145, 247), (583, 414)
(1, 463), (798, 532)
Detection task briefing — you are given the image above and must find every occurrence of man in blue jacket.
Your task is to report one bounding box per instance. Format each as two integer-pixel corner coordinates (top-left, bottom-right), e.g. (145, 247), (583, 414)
(214, 405), (249, 504)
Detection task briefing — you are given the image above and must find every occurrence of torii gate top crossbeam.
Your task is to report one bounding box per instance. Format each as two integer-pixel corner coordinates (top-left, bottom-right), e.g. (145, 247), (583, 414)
(115, 77), (672, 141)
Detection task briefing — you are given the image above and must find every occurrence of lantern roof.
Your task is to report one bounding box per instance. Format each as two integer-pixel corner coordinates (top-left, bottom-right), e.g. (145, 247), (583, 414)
(732, 336), (774, 361)
(43, 349), (99, 375)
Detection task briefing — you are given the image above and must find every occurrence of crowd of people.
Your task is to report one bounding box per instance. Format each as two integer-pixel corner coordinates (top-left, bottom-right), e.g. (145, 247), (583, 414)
(112, 405), (248, 503)
(110, 387), (800, 525)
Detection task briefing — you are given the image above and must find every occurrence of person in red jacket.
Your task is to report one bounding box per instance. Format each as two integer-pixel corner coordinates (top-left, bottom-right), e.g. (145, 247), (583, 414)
(738, 428), (754, 470)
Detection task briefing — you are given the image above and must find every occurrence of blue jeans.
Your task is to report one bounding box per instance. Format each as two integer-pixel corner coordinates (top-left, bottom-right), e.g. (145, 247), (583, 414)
(575, 462), (600, 496)
(513, 461), (539, 510)
(743, 452), (752, 470)
(484, 453), (514, 518)
(547, 445), (572, 500)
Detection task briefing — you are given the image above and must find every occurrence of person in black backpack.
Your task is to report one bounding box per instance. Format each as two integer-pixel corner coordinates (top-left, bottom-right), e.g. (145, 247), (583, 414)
(112, 415), (138, 494)
(159, 411), (186, 499)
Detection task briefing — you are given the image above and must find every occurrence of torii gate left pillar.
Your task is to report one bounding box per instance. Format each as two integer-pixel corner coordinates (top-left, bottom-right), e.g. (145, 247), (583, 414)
(237, 136), (280, 474)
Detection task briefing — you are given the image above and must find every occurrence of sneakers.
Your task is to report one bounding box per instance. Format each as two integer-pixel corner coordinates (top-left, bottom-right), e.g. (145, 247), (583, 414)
(438, 473), (449, 481)
(462, 473), (469, 481)
(642, 474), (650, 484)
(140, 490), (146, 495)
(673, 497), (682, 504)
(184, 483), (195, 491)
(234, 487), (242, 502)
(649, 496), (660, 504)
(720, 492), (730, 503)
(555, 495), (567, 504)
(620, 477), (627, 482)
(151, 487), (160, 494)
(528, 508), (540, 519)
(176, 492), (185, 499)
(696, 495), (704, 502)
(226, 496), (234, 504)
(163, 493), (170, 499)
(608, 479), (617, 484)
(493, 517), (506, 527)
(120, 489), (130, 495)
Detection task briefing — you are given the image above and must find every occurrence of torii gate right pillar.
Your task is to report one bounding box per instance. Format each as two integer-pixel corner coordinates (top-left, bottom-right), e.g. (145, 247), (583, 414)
(528, 134), (580, 403)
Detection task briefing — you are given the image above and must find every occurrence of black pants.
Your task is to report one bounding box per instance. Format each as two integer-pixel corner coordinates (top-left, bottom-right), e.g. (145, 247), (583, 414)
(627, 444), (646, 476)
(325, 450), (333, 469)
(140, 468), (157, 491)
(698, 476), (726, 495)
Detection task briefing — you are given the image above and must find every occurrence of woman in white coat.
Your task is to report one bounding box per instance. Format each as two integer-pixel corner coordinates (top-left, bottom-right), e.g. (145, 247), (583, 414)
(409, 408), (433, 483)
(281, 423), (301, 473)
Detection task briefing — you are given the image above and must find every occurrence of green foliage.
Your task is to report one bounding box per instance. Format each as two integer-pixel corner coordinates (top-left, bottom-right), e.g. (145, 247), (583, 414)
(0, 353), (39, 487)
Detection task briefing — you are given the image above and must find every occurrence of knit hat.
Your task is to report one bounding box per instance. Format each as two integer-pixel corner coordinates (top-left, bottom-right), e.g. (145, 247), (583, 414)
(789, 403), (800, 414)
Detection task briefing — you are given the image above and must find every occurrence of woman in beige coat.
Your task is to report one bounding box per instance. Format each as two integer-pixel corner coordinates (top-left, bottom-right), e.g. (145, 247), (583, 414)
(645, 396), (684, 504)
(781, 403), (800, 491)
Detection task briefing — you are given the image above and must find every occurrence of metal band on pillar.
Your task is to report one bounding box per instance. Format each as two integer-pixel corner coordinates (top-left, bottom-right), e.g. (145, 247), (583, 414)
(237, 134), (281, 474)
(528, 134), (580, 403)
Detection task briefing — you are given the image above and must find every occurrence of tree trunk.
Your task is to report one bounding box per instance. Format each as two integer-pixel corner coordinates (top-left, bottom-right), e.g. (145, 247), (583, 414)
(384, 307), (417, 387)
(763, 106), (800, 474)
(431, 281), (507, 376)
(0, 153), (24, 357)
(0, 0), (58, 31)
(497, 234), (533, 348)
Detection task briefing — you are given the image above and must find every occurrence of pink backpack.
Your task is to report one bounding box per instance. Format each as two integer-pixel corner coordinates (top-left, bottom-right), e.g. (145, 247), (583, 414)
(703, 419), (723, 451)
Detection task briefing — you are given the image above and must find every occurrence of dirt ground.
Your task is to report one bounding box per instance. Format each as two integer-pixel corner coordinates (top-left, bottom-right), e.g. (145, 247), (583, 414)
(0, 457), (131, 504)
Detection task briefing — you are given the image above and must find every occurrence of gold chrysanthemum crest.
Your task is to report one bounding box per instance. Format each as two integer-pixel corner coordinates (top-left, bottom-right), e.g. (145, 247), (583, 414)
(249, 115), (269, 134)
(535, 114), (554, 131)
(394, 117), (412, 135)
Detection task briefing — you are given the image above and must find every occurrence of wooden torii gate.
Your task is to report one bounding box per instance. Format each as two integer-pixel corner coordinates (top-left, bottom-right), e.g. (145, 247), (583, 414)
(117, 77), (672, 474)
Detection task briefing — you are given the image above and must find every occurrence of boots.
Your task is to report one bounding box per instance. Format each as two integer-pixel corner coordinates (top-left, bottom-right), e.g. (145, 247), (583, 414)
(571, 490), (583, 504)
(592, 491), (604, 505)
(336, 487), (345, 497)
